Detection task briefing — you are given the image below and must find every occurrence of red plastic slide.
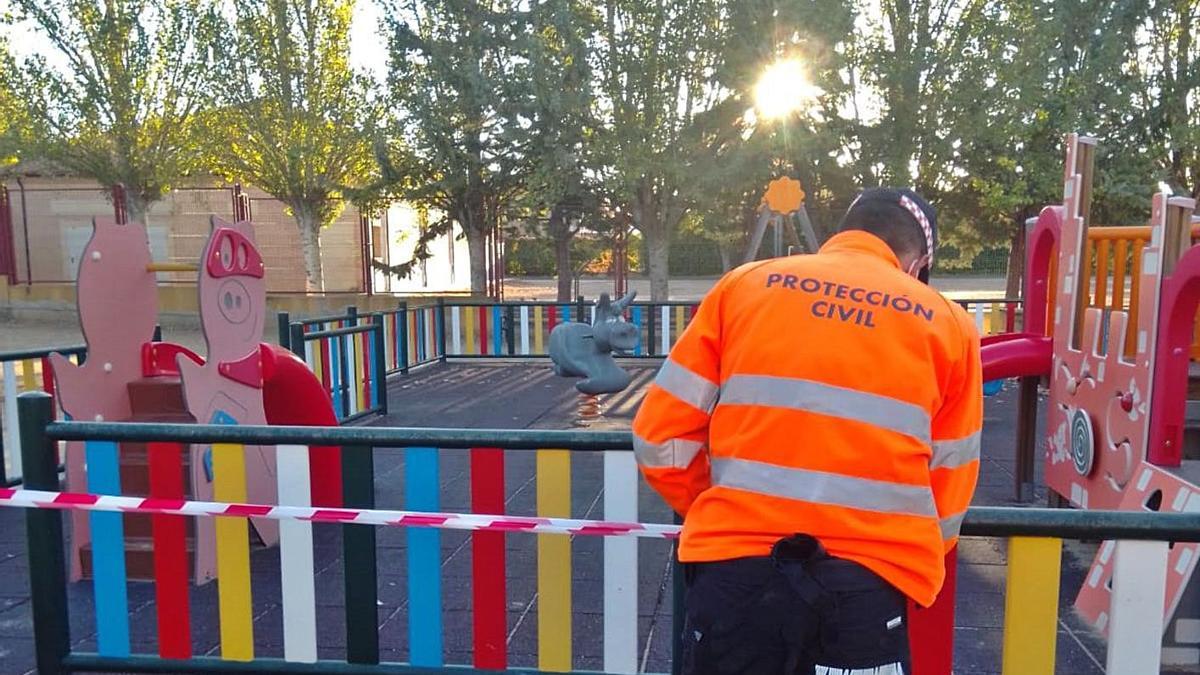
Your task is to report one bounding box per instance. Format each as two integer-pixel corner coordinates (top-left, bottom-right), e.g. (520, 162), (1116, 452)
(908, 331), (1053, 674)
(261, 344), (343, 507)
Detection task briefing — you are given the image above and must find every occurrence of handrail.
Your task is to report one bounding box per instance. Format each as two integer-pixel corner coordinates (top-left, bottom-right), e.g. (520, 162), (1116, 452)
(0, 345), (86, 361)
(46, 420), (631, 449)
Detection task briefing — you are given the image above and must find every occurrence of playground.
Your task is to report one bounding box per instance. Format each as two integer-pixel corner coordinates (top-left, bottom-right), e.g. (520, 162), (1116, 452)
(0, 133), (1199, 675)
(0, 362), (1112, 674)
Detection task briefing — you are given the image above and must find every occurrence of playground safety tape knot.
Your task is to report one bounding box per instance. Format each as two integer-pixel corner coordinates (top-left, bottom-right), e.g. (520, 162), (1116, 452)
(0, 487), (682, 539)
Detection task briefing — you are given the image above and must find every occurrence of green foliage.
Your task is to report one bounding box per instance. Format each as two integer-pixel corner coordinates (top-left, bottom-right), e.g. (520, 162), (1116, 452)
(3, 0), (222, 219)
(206, 0), (380, 290)
(378, 0), (530, 293)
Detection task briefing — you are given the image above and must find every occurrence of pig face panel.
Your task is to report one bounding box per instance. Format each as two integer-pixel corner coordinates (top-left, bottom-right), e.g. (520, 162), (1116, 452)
(198, 216), (266, 362)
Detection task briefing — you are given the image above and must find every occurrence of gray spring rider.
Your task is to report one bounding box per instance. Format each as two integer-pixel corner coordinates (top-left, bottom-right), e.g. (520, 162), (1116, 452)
(549, 291), (640, 395)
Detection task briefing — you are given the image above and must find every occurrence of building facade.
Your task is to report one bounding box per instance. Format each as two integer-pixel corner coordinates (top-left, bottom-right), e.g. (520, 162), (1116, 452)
(0, 177), (470, 295)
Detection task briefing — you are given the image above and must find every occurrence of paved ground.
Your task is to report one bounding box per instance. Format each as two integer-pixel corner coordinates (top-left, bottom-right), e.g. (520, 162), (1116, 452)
(0, 360), (1110, 674)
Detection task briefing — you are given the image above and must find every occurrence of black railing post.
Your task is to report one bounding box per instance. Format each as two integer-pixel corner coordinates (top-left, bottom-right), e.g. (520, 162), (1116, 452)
(505, 304), (516, 355)
(398, 302), (410, 374)
(152, 324), (163, 342)
(277, 311), (291, 350)
(672, 511), (684, 675)
(436, 298), (448, 362)
(371, 313), (388, 416)
(288, 324), (306, 359)
(19, 392), (69, 675)
(343, 444), (379, 664)
(1015, 375), (1039, 502)
(346, 305), (359, 326)
(576, 295), (586, 323)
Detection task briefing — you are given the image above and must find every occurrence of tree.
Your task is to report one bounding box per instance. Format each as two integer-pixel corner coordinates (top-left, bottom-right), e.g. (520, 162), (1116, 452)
(1127, 0), (1200, 199)
(512, 0), (602, 301)
(595, 0), (734, 300)
(4, 0), (221, 223)
(381, 0), (529, 296)
(208, 0), (379, 291)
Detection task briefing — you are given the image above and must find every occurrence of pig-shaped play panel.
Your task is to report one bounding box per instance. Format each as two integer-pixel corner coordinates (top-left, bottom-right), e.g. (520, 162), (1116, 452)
(177, 215), (278, 549)
(50, 217), (159, 423)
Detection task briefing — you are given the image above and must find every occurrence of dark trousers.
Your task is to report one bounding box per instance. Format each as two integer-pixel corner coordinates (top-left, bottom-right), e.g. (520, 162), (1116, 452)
(680, 535), (910, 675)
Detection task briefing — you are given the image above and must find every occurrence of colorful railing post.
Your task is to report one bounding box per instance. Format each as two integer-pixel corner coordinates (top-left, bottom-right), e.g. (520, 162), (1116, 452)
(18, 392), (69, 675)
(1001, 537), (1061, 674)
(3, 361), (21, 483)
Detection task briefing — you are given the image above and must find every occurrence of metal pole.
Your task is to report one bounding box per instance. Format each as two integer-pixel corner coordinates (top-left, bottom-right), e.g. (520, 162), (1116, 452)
(671, 512), (685, 675)
(1015, 376), (1039, 502)
(371, 314), (387, 416)
(398, 302), (410, 374)
(436, 298), (448, 363)
(742, 207), (773, 264)
(19, 392), (70, 675)
(773, 213), (783, 258)
(288, 324), (306, 360)
(504, 304), (516, 355)
(276, 312), (291, 350)
(794, 206), (820, 252)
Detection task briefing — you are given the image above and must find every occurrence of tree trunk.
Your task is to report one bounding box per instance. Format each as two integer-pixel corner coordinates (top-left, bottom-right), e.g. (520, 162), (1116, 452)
(549, 207), (573, 302)
(465, 225), (488, 295)
(716, 240), (732, 273)
(125, 193), (150, 227)
(554, 234), (572, 302)
(296, 211), (325, 292)
(645, 225), (670, 302)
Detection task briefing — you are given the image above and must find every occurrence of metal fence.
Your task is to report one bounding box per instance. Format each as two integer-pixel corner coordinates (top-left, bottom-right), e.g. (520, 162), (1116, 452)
(6, 391), (1199, 674)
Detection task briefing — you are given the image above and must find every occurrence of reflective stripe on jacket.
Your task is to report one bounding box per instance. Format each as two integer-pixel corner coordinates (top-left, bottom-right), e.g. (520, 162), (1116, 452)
(631, 230), (983, 607)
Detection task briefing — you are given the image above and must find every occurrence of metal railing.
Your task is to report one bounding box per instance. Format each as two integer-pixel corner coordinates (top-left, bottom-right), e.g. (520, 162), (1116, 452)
(0, 344), (85, 485)
(8, 390), (1200, 674)
(286, 314), (388, 423)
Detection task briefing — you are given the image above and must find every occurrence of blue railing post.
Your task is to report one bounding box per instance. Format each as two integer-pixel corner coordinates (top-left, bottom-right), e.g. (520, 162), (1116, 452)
(19, 392), (70, 675)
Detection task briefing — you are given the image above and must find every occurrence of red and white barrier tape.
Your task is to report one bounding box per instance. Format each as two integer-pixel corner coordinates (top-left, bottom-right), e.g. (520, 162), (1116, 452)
(0, 487), (681, 539)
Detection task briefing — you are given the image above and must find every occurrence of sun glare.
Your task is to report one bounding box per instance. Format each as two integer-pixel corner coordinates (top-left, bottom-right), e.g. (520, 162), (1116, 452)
(754, 59), (821, 120)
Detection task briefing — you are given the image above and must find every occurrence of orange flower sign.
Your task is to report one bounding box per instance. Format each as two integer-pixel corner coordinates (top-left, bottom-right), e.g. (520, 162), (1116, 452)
(762, 177), (805, 213)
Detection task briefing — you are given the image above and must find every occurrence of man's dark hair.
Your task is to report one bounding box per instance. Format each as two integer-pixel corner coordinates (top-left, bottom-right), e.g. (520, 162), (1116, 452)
(838, 187), (930, 262)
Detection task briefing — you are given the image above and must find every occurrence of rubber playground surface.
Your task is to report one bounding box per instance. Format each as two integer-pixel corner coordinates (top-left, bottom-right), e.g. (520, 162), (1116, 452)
(0, 361), (1110, 674)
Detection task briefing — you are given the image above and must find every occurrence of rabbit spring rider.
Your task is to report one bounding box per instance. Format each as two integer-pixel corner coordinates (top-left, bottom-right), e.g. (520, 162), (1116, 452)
(549, 292), (640, 395)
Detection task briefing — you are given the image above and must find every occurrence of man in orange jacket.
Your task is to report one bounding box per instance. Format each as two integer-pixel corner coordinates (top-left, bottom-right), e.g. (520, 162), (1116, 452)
(633, 188), (982, 674)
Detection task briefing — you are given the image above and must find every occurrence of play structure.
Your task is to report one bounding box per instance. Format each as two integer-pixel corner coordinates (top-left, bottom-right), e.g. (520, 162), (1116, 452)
(549, 291), (640, 395)
(1031, 134), (1200, 664)
(910, 133), (1200, 672)
(48, 215), (342, 585)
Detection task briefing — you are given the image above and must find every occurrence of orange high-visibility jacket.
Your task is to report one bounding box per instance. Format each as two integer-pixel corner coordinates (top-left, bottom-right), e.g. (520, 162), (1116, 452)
(632, 230), (983, 607)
